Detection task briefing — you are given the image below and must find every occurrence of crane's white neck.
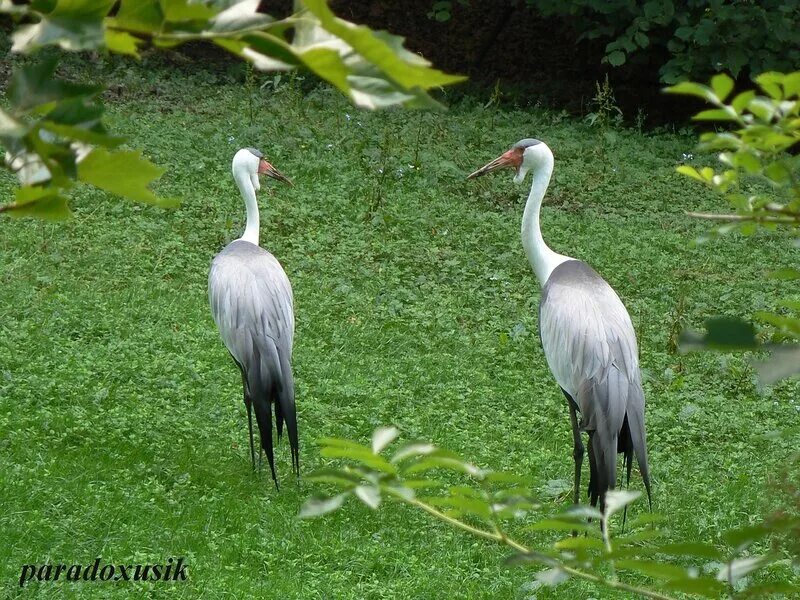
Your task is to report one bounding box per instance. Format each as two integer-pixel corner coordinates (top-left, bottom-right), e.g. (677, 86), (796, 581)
(234, 169), (260, 245)
(520, 152), (571, 286)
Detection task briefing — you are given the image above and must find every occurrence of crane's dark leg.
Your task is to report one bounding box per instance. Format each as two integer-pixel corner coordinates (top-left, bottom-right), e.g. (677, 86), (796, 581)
(562, 389), (584, 507)
(239, 366), (257, 471)
(246, 399), (256, 470)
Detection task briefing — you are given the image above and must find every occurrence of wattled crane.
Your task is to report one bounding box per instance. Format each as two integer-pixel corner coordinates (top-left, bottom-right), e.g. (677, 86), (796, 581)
(468, 139), (651, 511)
(208, 147), (299, 487)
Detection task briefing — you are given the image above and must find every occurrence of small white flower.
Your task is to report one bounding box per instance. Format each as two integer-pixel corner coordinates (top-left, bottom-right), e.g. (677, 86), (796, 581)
(345, 113), (351, 121)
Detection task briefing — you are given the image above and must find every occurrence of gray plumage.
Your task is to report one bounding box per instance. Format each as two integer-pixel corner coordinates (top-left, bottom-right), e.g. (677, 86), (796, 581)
(539, 259), (651, 510)
(208, 239), (299, 485)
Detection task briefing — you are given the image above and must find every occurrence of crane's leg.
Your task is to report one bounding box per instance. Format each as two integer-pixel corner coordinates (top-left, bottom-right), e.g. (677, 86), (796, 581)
(246, 399), (256, 470)
(239, 367), (257, 471)
(562, 389), (584, 507)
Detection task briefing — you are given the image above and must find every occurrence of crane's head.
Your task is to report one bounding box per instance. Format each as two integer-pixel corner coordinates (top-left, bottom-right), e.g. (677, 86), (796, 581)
(467, 138), (551, 184)
(232, 147), (293, 188)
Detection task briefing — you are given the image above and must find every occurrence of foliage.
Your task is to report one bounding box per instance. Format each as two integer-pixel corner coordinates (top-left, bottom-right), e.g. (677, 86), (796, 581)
(303, 427), (799, 599)
(666, 71), (800, 383)
(2, 65), (799, 596)
(428, 0), (800, 84)
(0, 0), (464, 219)
(585, 74), (623, 129)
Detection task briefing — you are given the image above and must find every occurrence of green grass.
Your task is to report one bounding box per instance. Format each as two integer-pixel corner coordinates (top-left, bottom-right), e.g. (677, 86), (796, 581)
(1, 67), (798, 598)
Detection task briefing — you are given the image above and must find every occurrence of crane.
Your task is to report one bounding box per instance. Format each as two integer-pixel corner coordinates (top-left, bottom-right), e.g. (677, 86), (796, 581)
(468, 139), (651, 511)
(208, 147), (299, 487)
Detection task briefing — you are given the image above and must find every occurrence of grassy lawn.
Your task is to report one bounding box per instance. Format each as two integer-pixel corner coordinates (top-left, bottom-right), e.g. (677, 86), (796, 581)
(1, 67), (797, 598)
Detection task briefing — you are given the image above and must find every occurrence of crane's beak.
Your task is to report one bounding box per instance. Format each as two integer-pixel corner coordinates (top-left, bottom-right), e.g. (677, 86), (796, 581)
(467, 149), (521, 179)
(259, 159), (294, 186)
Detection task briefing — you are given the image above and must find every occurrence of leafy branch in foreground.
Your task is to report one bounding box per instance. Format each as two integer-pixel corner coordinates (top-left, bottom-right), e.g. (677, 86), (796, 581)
(0, 0), (464, 219)
(666, 72), (800, 383)
(300, 426), (798, 599)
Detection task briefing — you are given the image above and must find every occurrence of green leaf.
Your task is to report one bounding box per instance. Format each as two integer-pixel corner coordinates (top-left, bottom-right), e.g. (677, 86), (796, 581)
(680, 317), (758, 352)
(354, 485), (381, 509)
(731, 90), (756, 113)
(113, 0), (164, 33)
(12, 0), (115, 53)
(505, 551), (560, 568)
(319, 446), (398, 474)
(616, 559), (689, 580)
(676, 165), (705, 183)
(391, 443), (437, 463)
(603, 489), (641, 518)
(318, 437), (372, 451)
(662, 576), (726, 598)
(0, 108), (27, 138)
(4, 186), (72, 220)
(563, 505), (604, 520)
(732, 152), (761, 173)
(554, 537), (605, 552)
(658, 542), (723, 560)
(722, 524), (770, 549)
(782, 71), (800, 97)
(665, 81), (715, 102)
(210, 0), (275, 33)
(616, 528), (663, 544)
(301, 0), (464, 90)
(710, 73), (734, 102)
(304, 468), (362, 487)
(104, 29), (141, 57)
(159, 0), (215, 22)
(404, 456), (483, 478)
(371, 425), (399, 454)
(77, 148), (176, 207)
(526, 519), (598, 535)
(426, 494), (491, 519)
(737, 582), (800, 599)
(7, 58), (102, 112)
(607, 50), (626, 66)
(693, 108), (738, 122)
(298, 493), (349, 518)
(763, 161), (791, 184)
(755, 72), (784, 100)
(747, 97), (776, 122)
(716, 555), (772, 584)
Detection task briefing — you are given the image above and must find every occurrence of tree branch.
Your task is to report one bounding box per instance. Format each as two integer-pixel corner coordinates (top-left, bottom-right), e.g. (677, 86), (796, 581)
(685, 211), (800, 224)
(403, 497), (678, 600)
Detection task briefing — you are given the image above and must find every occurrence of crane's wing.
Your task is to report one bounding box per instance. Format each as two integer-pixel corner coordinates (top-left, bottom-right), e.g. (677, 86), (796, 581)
(539, 260), (650, 506)
(208, 240), (298, 479)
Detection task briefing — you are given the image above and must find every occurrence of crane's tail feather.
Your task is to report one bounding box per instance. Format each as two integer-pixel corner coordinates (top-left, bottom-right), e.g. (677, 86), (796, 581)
(626, 382), (652, 510)
(578, 370), (627, 511)
(251, 391), (278, 488)
(276, 361), (299, 477)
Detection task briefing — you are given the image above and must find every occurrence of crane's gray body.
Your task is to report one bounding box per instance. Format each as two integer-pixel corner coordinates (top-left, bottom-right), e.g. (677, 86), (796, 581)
(539, 259), (651, 507)
(208, 239), (299, 482)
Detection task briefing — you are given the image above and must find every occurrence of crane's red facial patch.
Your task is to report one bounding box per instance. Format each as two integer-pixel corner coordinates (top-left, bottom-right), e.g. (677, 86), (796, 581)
(258, 159), (272, 175)
(467, 147), (523, 179)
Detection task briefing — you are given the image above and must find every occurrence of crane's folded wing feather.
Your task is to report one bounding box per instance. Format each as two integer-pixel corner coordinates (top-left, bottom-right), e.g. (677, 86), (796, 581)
(208, 240), (294, 385)
(538, 259), (639, 402)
